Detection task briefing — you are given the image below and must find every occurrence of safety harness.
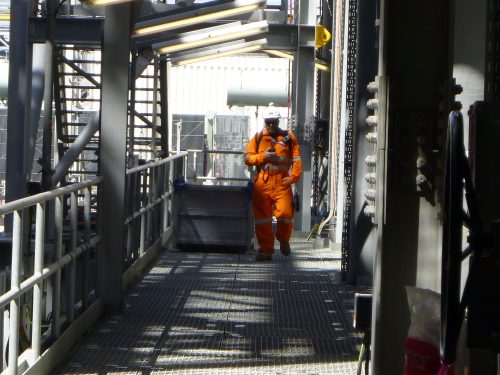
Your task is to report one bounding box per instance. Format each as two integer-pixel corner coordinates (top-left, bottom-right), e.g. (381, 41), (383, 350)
(254, 128), (293, 179)
(255, 128), (292, 154)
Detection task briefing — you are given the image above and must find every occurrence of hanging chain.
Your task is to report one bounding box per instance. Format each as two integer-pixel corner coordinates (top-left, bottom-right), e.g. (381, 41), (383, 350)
(341, 0), (358, 275)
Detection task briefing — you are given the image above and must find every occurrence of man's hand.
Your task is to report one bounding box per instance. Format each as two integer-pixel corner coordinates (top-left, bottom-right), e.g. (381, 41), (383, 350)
(263, 147), (279, 163)
(282, 177), (293, 187)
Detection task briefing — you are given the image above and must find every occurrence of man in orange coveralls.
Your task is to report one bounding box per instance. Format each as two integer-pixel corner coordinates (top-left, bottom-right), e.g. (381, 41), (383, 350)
(244, 104), (302, 261)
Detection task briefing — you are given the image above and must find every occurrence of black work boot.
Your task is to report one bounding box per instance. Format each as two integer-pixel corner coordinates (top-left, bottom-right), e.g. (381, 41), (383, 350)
(256, 251), (273, 261)
(280, 242), (291, 256)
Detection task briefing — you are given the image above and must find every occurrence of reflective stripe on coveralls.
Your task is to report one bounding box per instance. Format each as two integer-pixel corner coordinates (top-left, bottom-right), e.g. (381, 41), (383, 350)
(244, 129), (302, 254)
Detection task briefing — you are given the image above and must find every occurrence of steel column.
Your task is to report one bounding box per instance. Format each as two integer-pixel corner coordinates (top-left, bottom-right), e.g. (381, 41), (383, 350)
(370, 0), (453, 373)
(5, 0), (33, 228)
(40, 0), (57, 191)
(347, 0), (378, 284)
(292, 0), (316, 233)
(100, 3), (132, 312)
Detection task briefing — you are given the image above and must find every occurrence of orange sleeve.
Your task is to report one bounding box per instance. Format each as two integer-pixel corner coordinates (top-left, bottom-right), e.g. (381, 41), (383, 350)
(288, 132), (302, 183)
(244, 133), (265, 166)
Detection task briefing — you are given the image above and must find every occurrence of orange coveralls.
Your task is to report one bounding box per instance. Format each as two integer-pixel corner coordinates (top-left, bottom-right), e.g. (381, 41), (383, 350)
(244, 129), (302, 254)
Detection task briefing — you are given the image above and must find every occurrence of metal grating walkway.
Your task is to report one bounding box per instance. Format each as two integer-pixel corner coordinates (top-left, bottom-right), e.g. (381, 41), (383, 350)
(58, 240), (363, 374)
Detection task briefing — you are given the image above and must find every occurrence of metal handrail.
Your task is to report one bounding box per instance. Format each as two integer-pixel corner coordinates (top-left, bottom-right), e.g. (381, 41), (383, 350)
(124, 154), (185, 264)
(0, 177), (103, 374)
(126, 152), (187, 175)
(0, 177), (102, 214)
(183, 149), (251, 184)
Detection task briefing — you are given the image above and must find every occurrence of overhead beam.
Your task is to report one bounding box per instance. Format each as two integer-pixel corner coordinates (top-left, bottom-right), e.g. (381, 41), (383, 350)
(29, 16), (103, 45)
(133, 0), (266, 37)
(134, 23), (313, 53)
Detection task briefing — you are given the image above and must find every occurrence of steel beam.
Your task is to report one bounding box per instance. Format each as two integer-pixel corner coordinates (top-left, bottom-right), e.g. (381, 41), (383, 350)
(29, 16), (103, 45)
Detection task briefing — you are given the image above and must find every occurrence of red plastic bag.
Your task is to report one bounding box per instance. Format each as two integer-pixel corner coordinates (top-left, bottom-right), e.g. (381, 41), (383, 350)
(404, 287), (441, 375)
(404, 337), (440, 375)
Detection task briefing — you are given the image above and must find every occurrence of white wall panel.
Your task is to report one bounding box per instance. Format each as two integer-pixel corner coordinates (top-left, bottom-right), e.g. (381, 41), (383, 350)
(169, 55), (290, 133)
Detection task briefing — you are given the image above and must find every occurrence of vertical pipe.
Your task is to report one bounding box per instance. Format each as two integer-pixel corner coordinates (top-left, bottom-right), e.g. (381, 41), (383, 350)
(52, 196), (63, 338)
(32, 202), (45, 360)
(7, 211), (22, 375)
(68, 192), (77, 322)
(317, 0), (343, 236)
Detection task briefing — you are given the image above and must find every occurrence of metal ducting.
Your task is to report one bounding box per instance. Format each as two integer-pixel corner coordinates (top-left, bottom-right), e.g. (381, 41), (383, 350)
(227, 67), (289, 107)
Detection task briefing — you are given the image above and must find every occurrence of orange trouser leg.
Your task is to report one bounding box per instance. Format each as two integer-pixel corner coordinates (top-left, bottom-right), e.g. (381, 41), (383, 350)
(253, 179), (275, 253)
(273, 184), (294, 243)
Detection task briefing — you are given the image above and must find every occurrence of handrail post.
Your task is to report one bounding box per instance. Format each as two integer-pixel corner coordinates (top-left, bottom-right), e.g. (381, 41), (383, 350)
(68, 192), (77, 323)
(83, 187), (91, 309)
(52, 195), (63, 338)
(31, 202), (45, 361)
(7, 210), (22, 375)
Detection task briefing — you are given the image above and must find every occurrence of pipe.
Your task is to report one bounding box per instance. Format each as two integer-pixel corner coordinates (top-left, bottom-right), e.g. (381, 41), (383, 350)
(50, 112), (100, 187)
(28, 44), (47, 175)
(317, 0), (343, 236)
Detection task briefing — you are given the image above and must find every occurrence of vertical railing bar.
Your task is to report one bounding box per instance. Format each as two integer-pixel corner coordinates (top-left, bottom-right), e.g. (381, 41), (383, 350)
(193, 151), (197, 182)
(68, 192), (77, 322)
(83, 187), (90, 309)
(8, 210), (22, 375)
(151, 166), (157, 242)
(52, 195), (63, 338)
(31, 202), (45, 361)
(125, 174), (132, 261)
(183, 153), (187, 179)
(145, 169), (150, 251)
(139, 214), (145, 257)
(163, 163), (168, 231)
(0, 271), (6, 371)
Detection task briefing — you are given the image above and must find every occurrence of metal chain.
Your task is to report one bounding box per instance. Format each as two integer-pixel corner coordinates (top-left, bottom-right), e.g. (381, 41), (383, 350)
(324, 0), (333, 17)
(485, 0), (500, 100)
(341, 0), (358, 275)
(494, 0), (500, 99)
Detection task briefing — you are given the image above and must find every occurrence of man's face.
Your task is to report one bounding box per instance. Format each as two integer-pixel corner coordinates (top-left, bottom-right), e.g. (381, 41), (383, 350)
(265, 119), (280, 135)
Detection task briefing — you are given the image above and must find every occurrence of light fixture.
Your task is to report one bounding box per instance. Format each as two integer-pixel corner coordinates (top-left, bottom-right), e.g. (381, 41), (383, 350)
(314, 60), (330, 72)
(81, 0), (135, 6)
(153, 20), (268, 55)
(264, 49), (293, 60)
(133, 0), (266, 37)
(171, 38), (267, 66)
(264, 50), (331, 72)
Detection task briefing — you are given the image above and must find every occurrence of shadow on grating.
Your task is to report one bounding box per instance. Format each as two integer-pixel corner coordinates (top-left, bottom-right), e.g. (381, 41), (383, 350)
(58, 240), (364, 374)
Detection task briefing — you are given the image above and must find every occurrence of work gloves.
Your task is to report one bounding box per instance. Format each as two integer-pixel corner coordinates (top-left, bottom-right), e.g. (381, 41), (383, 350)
(263, 147), (280, 163)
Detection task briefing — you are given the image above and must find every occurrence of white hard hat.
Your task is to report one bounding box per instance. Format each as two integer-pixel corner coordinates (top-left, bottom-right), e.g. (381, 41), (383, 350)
(263, 103), (281, 120)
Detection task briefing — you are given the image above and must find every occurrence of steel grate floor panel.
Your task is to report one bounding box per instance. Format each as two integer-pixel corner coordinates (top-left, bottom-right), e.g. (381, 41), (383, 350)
(58, 240), (364, 374)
